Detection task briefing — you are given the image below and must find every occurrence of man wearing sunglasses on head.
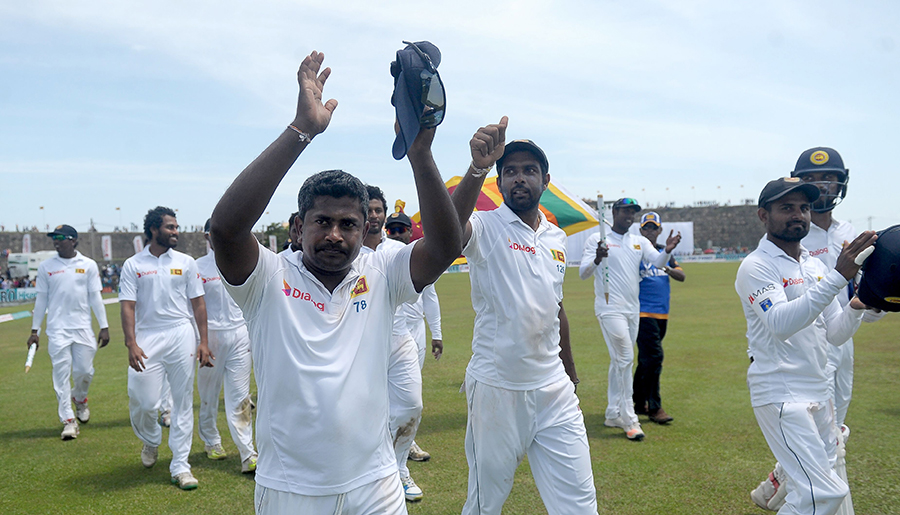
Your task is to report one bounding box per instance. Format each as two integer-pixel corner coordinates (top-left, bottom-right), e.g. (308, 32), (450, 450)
(28, 224), (110, 441)
(451, 119), (597, 515)
(580, 198), (681, 441)
(210, 50), (462, 514)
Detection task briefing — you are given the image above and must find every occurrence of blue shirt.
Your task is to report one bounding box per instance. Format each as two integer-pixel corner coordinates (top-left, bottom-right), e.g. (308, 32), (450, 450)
(638, 245), (679, 318)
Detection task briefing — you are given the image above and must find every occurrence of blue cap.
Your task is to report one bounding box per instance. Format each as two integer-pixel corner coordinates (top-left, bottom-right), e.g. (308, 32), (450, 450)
(640, 212), (661, 227)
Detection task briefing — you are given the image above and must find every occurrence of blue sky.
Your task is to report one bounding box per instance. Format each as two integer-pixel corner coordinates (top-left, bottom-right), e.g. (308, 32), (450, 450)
(2, 1), (898, 235)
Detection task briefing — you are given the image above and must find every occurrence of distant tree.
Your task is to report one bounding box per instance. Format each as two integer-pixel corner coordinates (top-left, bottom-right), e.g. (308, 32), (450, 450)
(263, 221), (290, 248)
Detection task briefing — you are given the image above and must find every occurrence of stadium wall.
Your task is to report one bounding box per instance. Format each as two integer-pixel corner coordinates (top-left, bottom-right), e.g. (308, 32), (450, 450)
(641, 204), (764, 250)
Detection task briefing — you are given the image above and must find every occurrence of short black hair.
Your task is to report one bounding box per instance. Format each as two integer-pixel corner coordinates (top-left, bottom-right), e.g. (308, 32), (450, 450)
(144, 206), (177, 239)
(365, 185), (387, 211)
(288, 212), (300, 226)
(297, 170), (369, 222)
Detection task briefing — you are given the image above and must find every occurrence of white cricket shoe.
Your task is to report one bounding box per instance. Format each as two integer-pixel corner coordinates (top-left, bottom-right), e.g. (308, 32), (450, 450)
(73, 398), (90, 423)
(141, 444), (158, 468)
(61, 419), (79, 440)
(401, 475), (424, 502)
(158, 410), (171, 428)
(750, 463), (787, 511)
(840, 424), (850, 445)
(624, 423), (645, 441)
(604, 416), (627, 429)
(171, 472), (198, 490)
(242, 454), (258, 474)
(205, 443), (227, 460)
(408, 441), (431, 462)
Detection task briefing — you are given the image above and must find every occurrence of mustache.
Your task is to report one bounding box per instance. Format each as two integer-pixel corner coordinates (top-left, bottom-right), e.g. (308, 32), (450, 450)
(315, 243), (346, 254)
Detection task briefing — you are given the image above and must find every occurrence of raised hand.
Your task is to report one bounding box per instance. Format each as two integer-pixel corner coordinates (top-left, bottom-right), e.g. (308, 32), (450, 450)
(665, 230), (682, 253)
(835, 231), (878, 280)
(470, 116), (509, 170)
(292, 51), (339, 137)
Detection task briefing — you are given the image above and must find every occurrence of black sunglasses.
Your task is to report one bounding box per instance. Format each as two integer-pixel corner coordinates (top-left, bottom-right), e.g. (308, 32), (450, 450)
(402, 41), (445, 128)
(386, 226), (409, 235)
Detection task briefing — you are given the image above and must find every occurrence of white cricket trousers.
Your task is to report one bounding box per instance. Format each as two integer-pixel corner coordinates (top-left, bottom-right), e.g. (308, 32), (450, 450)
(254, 473), (407, 515)
(47, 328), (97, 423)
(388, 334), (422, 478)
(462, 375), (598, 515)
(409, 319), (427, 369)
(127, 322), (196, 476)
(826, 339), (854, 428)
(754, 401), (848, 515)
(197, 325), (256, 461)
(598, 312), (639, 425)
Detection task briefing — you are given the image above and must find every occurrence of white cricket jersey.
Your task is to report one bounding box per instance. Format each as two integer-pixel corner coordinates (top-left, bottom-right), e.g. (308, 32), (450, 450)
(33, 251), (106, 331)
(462, 203), (569, 390)
(802, 218), (857, 308)
(398, 284), (442, 340)
(579, 230), (671, 315)
(360, 236), (412, 341)
(196, 251), (245, 331)
(735, 237), (865, 406)
(223, 242), (417, 496)
(119, 247), (204, 331)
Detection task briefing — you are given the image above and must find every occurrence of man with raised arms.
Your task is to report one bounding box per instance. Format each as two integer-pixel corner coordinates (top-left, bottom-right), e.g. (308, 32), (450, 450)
(209, 51), (462, 514)
(451, 119), (596, 515)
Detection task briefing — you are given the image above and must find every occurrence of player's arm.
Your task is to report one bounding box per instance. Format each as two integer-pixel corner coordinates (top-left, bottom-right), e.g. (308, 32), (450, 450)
(557, 302), (579, 388)
(190, 296), (214, 367)
(406, 128), (464, 292)
(665, 256), (685, 282)
(28, 290), (48, 350)
(120, 300), (147, 372)
(88, 290), (110, 348)
(423, 285), (443, 359)
(451, 117), (508, 247)
(643, 234), (677, 269)
(211, 51), (337, 286)
(578, 233), (602, 280)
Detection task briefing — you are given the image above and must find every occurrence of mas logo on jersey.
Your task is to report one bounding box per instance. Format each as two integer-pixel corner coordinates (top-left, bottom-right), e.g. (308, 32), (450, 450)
(75, 268), (85, 274)
(550, 249), (566, 263)
(351, 276), (369, 298)
(783, 277), (804, 288)
(759, 298), (773, 312)
(748, 284), (776, 304)
(508, 238), (536, 255)
(810, 150), (830, 165)
(281, 279), (325, 311)
(170, 269), (183, 276)
(136, 270), (157, 278)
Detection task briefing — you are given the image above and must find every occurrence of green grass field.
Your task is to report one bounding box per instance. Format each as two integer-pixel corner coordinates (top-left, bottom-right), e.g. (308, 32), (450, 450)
(1, 262), (897, 514)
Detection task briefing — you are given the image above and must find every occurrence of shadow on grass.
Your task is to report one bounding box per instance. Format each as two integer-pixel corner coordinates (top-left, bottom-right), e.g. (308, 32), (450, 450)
(187, 451), (256, 480)
(0, 418), (131, 441)
(65, 459), (176, 492)
(415, 412), (468, 437)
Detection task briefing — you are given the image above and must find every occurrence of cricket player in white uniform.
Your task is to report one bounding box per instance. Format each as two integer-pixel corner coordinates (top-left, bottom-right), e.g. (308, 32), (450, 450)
(750, 148), (882, 514)
(120, 206), (213, 490)
(735, 177), (876, 515)
(451, 121), (596, 515)
(359, 184), (426, 502)
(579, 198), (680, 441)
(28, 224), (109, 440)
(196, 219), (258, 473)
(208, 50), (463, 514)
(385, 210), (443, 464)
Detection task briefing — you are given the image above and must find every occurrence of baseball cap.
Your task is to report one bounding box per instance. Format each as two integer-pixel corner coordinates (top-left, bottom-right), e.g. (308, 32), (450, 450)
(47, 224), (78, 239)
(857, 224), (900, 312)
(612, 198), (642, 211)
(757, 177), (820, 208)
(641, 212), (661, 228)
(496, 139), (549, 175)
(384, 211), (412, 228)
(391, 40), (445, 160)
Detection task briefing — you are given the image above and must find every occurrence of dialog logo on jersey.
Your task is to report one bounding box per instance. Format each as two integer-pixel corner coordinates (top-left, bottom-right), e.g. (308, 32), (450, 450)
(75, 268), (85, 274)
(550, 249), (565, 263)
(170, 269), (183, 276)
(351, 276), (369, 298)
(48, 270), (65, 277)
(809, 247), (828, 257)
(759, 298), (773, 312)
(201, 276), (220, 284)
(282, 279), (325, 311)
(137, 270), (158, 278)
(508, 238), (536, 255)
(783, 277), (804, 288)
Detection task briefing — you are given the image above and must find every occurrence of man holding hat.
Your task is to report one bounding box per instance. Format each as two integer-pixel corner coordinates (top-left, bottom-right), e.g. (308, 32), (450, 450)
(451, 119), (597, 514)
(580, 198), (681, 441)
(633, 212), (684, 425)
(28, 224), (110, 440)
(735, 177), (876, 515)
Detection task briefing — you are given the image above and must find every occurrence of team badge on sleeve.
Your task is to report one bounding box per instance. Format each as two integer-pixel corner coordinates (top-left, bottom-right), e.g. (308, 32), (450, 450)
(550, 249), (566, 263)
(351, 276), (369, 298)
(759, 298), (773, 312)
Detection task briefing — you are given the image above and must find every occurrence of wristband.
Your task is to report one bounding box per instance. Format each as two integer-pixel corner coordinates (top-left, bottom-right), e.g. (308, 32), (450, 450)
(469, 161), (492, 178)
(287, 125), (313, 144)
